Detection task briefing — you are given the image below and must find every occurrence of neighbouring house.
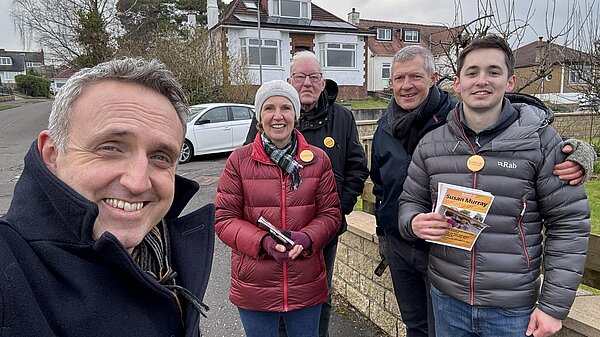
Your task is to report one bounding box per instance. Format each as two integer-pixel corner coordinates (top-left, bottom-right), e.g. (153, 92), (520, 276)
(514, 37), (589, 104)
(0, 49), (47, 85)
(208, 0), (374, 99)
(348, 8), (458, 93)
(50, 67), (78, 95)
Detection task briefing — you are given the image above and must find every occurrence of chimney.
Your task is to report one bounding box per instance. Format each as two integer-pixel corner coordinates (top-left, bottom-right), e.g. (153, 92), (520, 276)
(537, 36), (544, 47)
(187, 11), (197, 26)
(347, 8), (360, 26)
(207, 0), (219, 30)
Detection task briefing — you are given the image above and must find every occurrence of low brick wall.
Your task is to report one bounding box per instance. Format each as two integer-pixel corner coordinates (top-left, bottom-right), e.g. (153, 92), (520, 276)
(353, 108), (386, 121)
(553, 112), (600, 139)
(356, 120), (377, 139)
(334, 211), (405, 337)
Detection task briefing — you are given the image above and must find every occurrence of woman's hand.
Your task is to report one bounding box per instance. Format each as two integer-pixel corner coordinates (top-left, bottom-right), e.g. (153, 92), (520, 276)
(262, 232), (313, 262)
(288, 232), (312, 259)
(261, 236), (290, 264)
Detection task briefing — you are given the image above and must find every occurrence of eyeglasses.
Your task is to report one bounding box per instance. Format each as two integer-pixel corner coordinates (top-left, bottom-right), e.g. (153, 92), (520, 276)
(291, 73), (323, 84)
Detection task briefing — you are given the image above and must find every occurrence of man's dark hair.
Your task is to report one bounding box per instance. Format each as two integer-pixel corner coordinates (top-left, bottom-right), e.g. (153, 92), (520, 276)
(457, 34), (515, 77)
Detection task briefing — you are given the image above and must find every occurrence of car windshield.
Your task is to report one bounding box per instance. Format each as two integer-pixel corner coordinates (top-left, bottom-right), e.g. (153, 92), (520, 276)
(188, 107), (207, 121)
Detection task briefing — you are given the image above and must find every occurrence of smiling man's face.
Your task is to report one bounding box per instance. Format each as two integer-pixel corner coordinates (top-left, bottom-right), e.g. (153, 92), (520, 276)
(39, 80), (183, 252)
(391, 55), (437, 111)
(453, 48), (516, 115)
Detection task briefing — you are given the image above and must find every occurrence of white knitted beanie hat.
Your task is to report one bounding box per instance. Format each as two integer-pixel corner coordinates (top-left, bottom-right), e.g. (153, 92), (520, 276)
(254, 80), (301, 122)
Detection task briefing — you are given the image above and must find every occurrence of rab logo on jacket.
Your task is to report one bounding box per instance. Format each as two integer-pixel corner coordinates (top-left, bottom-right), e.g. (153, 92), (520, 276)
(497, 161), (517, 169)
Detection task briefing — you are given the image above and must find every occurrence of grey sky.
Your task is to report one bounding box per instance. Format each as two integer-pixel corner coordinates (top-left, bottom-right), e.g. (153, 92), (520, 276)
(0, 0), (27, 51)
(0, 0), (595, 52)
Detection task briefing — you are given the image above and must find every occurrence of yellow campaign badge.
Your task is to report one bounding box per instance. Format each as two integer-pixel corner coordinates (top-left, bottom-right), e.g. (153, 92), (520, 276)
(467, 155), (485, 172)
(299, 149), (314, 163)
(323, 137), (335, 148)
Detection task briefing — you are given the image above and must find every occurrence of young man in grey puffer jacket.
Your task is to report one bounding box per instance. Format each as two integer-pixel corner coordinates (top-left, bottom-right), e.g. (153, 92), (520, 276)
(399, 35), (591, 337)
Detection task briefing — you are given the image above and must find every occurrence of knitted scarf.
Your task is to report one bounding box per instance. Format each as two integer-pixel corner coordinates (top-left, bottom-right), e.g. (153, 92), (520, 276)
(261, 131), (303, 190)
(133, 220), (210, 319)
(388, 85), (441, 155)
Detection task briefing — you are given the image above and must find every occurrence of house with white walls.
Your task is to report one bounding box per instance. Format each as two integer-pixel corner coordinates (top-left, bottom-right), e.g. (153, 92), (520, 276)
(347, 9), (458, 92)
(0, 49), (45, 84)
(208, 0), (373, 99)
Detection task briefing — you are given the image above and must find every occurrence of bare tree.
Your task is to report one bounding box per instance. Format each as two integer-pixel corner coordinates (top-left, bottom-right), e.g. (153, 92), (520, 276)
(153, 27), (255, 105)
(569, 0), (600, 150)
(571, 1), (600, 107)
(430, 0), (583, 93)
(11, 0), (119, 67)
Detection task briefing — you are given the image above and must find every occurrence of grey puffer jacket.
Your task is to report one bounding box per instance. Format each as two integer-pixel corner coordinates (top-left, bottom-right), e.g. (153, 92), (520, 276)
(399, 98), (590, 320)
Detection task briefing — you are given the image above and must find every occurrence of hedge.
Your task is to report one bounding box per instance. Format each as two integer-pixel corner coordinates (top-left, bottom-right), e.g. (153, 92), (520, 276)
(14, 74), (50, 97)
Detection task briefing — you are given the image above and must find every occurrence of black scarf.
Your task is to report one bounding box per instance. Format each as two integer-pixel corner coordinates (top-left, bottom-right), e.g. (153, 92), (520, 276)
(387, 86), (441, 154)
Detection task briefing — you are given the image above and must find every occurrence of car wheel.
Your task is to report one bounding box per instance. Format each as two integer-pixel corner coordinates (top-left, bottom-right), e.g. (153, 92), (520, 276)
(179, 140), (193, 164)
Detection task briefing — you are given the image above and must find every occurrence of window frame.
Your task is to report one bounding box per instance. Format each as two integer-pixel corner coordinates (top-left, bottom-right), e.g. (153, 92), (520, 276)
(381, 63), (391, 79)
(2, 71), (21, 82)
(240, 38), (282, 67)
(318, 42), (357, 69)
(0, 57), (13, 66)
(403, 29), (420, 43)
(376, 28), (392, 41)
(568, 64), (591, 85)
(272, 0), (310, 19)
(231, 106), (253, 121)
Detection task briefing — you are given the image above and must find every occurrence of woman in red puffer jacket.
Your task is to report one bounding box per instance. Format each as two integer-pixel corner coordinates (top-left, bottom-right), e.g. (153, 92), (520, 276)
(215, 80), (341, 337)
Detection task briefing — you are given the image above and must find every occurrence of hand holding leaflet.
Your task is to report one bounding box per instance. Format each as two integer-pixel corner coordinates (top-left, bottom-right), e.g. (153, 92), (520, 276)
(258, 216), (295, 246)
(430, 183), (494, 251)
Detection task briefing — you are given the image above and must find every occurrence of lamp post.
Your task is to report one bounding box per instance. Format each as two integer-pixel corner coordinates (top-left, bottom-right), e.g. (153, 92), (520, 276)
(257, 0), (263, 84)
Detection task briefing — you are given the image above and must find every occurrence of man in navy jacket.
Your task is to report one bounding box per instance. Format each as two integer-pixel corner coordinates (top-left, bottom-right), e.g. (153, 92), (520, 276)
(0, 58), (214, 336)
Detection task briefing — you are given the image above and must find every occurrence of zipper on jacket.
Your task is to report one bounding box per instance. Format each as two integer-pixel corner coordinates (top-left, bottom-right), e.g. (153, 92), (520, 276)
(455, 106), (480, 305)
(280, 169), (290, 312)
(474, 135), (481, 148)
(517, 199), (531, 268)
(470, 167), (478, 305)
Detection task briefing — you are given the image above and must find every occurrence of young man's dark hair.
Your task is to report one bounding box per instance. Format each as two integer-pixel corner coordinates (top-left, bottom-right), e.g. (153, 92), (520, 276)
(456, 34), (515, 76)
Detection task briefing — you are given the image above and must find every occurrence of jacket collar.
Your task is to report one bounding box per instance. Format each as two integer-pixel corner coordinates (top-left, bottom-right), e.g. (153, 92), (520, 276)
(447, 98), (549, 150)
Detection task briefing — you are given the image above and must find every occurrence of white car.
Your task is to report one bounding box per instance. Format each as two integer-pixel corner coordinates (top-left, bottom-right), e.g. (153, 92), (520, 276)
(179, 103), (255, 163)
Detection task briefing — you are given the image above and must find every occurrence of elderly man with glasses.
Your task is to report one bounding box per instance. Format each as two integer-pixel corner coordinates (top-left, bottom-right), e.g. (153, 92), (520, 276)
(245, 50), (369, 337)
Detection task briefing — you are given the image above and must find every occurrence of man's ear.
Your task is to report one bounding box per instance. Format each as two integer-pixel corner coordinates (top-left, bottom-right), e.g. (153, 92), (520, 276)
(38, 130), (59, 174)
(453, 76), (461, 94)
(430, 71), (439, 86)
(506, 74), (516, 93)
